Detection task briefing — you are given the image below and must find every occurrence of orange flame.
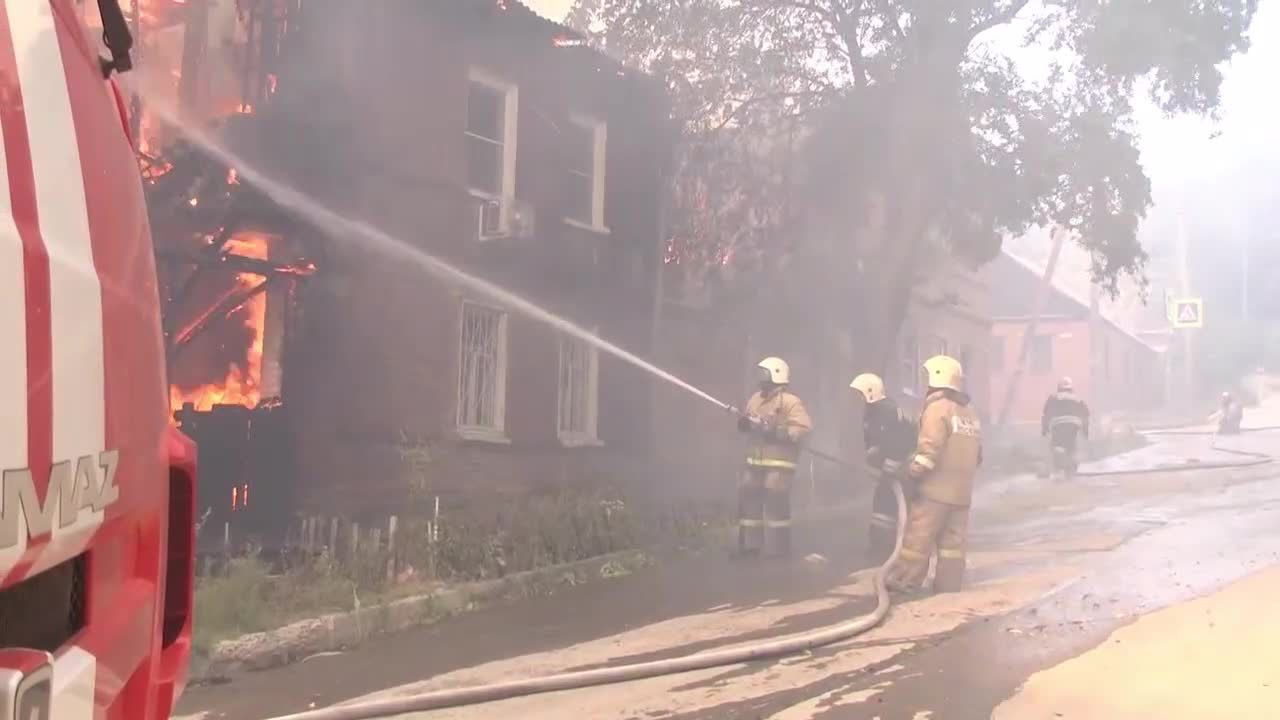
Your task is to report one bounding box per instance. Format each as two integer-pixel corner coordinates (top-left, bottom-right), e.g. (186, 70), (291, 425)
(169, 233), (270, 414)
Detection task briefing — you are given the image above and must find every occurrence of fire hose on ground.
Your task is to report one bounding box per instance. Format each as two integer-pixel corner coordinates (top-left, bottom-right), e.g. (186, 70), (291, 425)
(1075, 426), (1277, 477)
(1138, 424), (1280, 437)
(266, 444), (906, 720)
(264, 423), (1280, 720)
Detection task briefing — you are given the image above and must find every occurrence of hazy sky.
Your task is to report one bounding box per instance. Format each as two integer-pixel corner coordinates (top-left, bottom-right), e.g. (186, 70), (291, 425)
(527, 0), (573, 21)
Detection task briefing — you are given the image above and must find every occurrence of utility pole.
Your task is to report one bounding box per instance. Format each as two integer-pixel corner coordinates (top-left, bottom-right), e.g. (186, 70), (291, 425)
(1089, 282), (1102, 411)
(1242, 230), (1249, 320)
(1175, 212), (1195, 393)
(996, 226), (1067, 428)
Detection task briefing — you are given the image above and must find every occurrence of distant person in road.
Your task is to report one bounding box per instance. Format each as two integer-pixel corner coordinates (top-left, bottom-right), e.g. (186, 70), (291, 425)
(850, 373), (918, 565)
(886, 355), (983, 594)
(1213, 391), (1244, 435)
(737, 357), (813, 559)
(1042, 377), (1090, 480)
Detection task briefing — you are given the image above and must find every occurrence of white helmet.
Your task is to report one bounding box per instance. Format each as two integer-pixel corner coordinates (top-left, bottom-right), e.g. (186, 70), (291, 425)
(1058, 377), (1073, 392)
(923, 355), (963, 392)
(850, 373), (886, 404)
(758, 356), (791, 385)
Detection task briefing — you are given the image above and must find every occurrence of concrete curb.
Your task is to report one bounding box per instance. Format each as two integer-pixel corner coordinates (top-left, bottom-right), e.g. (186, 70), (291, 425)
(194, 547), (660, 683)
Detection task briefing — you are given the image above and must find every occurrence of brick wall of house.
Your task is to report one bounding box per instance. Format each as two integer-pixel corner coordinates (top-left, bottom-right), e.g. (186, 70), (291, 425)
(988, 317), (1164, 429)
(988, 318), (1092, 428)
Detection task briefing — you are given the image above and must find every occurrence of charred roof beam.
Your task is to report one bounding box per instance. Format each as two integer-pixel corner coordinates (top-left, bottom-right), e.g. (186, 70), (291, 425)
(170, 276), (276, 357)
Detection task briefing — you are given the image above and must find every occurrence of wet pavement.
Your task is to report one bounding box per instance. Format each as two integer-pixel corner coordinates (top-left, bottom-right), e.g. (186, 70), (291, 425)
(176, 427), (1280, 720)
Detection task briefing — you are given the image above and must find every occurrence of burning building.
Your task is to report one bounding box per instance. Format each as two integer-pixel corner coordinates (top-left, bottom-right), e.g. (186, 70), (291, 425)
(133, 0), (674, 532)
(117, 0), (314, 545)
(150, 151), (316, 545)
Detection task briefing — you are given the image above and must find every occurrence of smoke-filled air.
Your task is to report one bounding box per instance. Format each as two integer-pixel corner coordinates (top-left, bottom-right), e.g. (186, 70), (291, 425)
(56, 0), (1280, 718)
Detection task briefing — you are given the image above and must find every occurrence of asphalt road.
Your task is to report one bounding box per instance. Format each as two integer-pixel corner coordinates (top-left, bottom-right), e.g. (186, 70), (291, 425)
(176, 428), (1280, 720)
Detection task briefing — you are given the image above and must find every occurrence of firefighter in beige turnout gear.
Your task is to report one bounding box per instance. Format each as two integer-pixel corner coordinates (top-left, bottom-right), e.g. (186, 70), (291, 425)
(886, 355), (983, 593)
(737, 357), (813, 557)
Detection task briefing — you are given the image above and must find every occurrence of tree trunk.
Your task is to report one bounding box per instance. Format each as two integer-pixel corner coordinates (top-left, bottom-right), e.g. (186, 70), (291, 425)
(860, 58), (966, 377)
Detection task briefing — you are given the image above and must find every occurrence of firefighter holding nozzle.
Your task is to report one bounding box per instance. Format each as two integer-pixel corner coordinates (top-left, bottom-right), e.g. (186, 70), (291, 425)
(736, 357), (813, 559)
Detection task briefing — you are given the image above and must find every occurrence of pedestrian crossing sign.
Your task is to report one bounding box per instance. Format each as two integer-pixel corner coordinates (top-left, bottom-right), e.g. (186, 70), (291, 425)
(1170, 297), (1203, 328)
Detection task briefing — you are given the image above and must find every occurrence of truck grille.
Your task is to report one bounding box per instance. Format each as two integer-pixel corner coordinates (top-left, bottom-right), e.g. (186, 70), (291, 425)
(0, 554), (86, 651)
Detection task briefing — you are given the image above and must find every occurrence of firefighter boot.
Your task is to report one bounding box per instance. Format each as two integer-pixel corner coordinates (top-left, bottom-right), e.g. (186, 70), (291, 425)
(1052, 446), (1072, 481)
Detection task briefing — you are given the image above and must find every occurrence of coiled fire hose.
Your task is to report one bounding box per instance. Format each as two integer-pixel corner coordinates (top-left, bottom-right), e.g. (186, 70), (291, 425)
(265, 476), (908, 720)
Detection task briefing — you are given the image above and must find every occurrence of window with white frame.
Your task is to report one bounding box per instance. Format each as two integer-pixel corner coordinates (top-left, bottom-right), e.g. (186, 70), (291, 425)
(557, 334), (599, 444)
(900, 332), (919, 395)
(924, 334), (948, 360)
(457, 302), (508, 436)
(466, 71), (517, 199)
(565, 116), (607, 231)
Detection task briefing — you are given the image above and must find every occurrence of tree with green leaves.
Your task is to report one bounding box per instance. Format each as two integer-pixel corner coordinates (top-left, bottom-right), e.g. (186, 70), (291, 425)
(568, 0), (1258, 366)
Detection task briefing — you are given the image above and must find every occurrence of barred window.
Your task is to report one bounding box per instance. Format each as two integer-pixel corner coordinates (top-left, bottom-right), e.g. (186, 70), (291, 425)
(457, 303), (508, 435)
(557, 334), (599, 444)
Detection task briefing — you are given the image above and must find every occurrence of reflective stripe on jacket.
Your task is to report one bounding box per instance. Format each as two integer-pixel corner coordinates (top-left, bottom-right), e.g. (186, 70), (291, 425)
(743, 388), (813, 469)
(1042, 392), (1090, 437)
(910, 390), (982, 506)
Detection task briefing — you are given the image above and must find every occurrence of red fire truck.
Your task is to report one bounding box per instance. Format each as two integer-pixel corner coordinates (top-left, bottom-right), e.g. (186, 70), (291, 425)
(0, 1), (193, 718)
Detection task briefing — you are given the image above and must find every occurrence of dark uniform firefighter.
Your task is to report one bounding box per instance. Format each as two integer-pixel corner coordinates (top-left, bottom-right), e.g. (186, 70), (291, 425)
(1213, 392), (1244, 435)
(850, 373), (918, 565)
(886, 355), (983, 594)
(1042, 377), (1090, 480)
(736, 357), (813, 558)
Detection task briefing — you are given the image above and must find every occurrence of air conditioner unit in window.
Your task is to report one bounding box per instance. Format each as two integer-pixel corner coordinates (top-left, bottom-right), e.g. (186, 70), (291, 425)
(475, 197), (536, 242)
(476, 198), (506, 241)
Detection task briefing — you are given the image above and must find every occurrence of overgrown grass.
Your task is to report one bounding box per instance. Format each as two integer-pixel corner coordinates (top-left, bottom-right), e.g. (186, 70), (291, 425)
(193, 549), (356, 653)
(193, 491), (726, 655)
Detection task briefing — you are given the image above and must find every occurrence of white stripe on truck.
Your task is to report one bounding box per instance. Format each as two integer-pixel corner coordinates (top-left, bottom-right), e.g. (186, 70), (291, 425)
(0, 11), (27, 574)
(7, 0), (107, 568)
(51, 646), (95, 720)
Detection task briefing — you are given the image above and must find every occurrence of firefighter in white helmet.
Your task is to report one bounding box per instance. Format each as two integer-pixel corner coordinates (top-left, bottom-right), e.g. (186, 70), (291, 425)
(850, 373), (917, 565)
(1042, 377), (1089, 480)
(737, 357), (813, 557)
(1211, 391), (1244, 435)
(885, 355), (983, 593)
